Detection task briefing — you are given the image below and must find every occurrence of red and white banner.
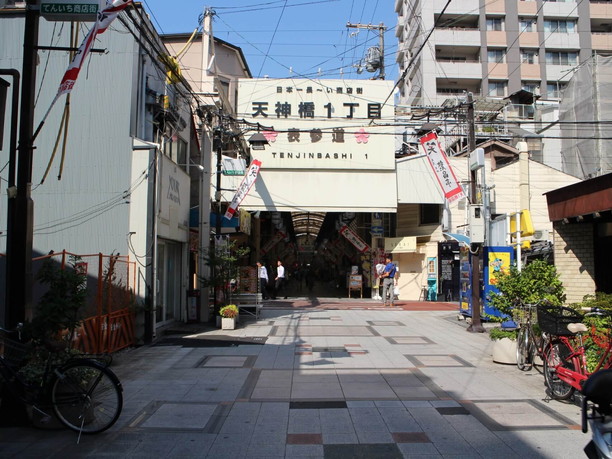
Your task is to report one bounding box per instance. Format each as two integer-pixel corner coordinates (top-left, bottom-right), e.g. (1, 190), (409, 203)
(340, 225), (370, 253)
(58, 0), (133, 96)
(419, 132), (466, 202)
(224, 159), (262, 220)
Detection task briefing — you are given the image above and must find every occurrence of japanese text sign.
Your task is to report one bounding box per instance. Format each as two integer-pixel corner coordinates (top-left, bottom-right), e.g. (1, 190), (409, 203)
(419, 132), (466, 202)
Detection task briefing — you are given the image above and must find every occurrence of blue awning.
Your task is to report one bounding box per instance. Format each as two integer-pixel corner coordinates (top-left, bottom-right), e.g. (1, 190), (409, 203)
(443, 232), (470, 246)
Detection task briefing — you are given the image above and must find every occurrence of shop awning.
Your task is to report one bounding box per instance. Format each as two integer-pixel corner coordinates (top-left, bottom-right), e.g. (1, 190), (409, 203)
(443, 232), (470, 246)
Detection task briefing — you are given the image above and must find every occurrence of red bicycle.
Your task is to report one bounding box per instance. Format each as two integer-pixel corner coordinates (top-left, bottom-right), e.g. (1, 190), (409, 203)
(539, 305), (612, 400)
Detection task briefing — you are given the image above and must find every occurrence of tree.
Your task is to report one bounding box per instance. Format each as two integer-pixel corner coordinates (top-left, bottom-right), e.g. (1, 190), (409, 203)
(198, 239), (250, 318)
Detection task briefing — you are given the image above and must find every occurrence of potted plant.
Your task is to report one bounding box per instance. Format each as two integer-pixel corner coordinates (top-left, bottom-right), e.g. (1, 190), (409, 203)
(199, 241), (250, 321)
(219, 304), (239, 330)
(487, 260), (565, 364)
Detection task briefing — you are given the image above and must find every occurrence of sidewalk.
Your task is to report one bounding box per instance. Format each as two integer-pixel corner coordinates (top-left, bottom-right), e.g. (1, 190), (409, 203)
(0, 298), (587, 458)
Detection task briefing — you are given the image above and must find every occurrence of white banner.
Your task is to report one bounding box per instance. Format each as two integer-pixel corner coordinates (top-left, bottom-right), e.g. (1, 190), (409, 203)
(419, 132), (466, 202)
(340, 225), (370, 253)
(224, 159), (262, 220)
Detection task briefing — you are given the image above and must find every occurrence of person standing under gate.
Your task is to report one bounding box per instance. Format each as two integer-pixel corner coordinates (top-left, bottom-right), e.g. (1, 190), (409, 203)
(274, 260), (287, 299)
(256, 261), (269, 300)
(381, 256), (397, 307)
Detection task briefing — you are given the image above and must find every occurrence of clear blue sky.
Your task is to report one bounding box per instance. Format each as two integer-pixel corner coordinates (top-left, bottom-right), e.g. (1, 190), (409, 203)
(141, 0), (398, 81)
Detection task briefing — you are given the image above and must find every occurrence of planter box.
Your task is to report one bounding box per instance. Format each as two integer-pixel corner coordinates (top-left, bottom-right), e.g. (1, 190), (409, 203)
(221, 317), (236, 330)
(492, 337), (517, 364)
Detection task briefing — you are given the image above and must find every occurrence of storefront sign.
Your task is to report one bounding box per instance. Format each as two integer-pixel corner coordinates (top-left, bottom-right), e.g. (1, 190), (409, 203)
(384, 236), (416, 253)
(239, 210), (252, 235)
(340, 225), (370, 253)
(419, 132), (465, 202)
(237, 78), (395, 171)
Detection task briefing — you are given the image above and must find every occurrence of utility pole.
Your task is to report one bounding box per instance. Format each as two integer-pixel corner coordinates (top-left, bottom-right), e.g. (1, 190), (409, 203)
(466, 92), (485, 333)
(5, 0), (39, 328)
(346, 22), (386, 79)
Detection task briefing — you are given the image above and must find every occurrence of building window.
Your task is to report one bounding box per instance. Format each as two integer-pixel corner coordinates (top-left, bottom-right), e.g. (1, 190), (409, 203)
(486, 17), (504, 31)
(547, 81), (568, 98)
(522, 81), (540, 94)
(520, 49), (538, 64)
(420, 204), (441, 225)
(487, 49), (505, 63)
(488, 80), (507, 97)
(519, 19), (536, 32)
(544, 19), (576, 34)
(545, 51), (578, 65)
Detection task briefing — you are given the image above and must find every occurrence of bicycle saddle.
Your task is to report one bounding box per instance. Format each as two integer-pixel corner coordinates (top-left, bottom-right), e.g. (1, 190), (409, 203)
(582, 369), (612, 415)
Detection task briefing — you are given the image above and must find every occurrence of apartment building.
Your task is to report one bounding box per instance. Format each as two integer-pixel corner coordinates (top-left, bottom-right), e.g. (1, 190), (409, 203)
(395, 0), (612, 107)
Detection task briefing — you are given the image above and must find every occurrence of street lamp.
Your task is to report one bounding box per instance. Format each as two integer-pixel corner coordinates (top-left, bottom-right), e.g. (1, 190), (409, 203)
(247, 132), (268, 151)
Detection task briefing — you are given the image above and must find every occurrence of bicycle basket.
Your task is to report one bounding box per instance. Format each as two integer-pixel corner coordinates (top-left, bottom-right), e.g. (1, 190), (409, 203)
(537, 305), (583, 336)
(0, 331), (28, 368)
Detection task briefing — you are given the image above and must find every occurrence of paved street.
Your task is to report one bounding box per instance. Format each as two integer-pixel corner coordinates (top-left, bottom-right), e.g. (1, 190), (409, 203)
(0, 299), (588, 458)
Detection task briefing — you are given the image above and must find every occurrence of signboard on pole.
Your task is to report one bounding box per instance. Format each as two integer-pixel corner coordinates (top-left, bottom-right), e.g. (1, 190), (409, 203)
(419, 132), (466, 202)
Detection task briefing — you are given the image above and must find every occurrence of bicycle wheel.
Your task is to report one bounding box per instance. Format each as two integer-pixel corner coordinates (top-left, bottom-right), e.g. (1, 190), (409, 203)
(51, 359), (123, 434)
(543, 340), (576, 400)
(516, 326), (533, 371)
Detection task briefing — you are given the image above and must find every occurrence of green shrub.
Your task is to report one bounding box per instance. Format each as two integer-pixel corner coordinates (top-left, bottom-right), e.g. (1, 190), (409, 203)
(489, 327), (518, 341)
(219, 304), (239, 318)
(488, 260), (565, 322)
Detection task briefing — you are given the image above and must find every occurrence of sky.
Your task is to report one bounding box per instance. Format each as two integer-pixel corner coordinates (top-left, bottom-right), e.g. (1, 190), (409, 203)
(140, 0), (399, 81)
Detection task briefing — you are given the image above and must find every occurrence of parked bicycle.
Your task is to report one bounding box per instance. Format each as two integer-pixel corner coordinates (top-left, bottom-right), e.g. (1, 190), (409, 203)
(514, 301), (549, 371)
(580, 369), (612, 459)
(539, 305), (612, 401)
(0, 324), (123, 439)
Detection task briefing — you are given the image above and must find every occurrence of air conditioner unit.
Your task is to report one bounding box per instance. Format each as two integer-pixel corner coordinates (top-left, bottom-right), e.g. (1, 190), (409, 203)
(533, 229), (549, 241)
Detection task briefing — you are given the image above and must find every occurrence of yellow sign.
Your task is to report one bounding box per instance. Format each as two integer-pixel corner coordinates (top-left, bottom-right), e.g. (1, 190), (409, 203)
(488, 251), (511, 285)
(384, 236), (416, 253)
(509, 209), (535, 237)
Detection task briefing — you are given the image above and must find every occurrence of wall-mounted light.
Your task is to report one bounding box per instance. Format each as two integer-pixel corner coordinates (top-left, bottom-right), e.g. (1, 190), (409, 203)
(562, 218), (569, 224)
(248, 132), (268, 150)
(593, 212), (601, 219)
(576, 215), (584, 222)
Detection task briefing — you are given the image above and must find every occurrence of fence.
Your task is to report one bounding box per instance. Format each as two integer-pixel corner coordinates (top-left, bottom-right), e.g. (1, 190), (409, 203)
(31, 250), (137, 354)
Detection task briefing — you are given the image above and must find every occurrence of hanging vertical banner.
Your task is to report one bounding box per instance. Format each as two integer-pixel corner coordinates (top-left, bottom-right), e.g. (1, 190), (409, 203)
(224, 159), (262, 220)
(340, 225), (370, 253)
(419, 132), (466, 202)
(57, 0), (133, 96)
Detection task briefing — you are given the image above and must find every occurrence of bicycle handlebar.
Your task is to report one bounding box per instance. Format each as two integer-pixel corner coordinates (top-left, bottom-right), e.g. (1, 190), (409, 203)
(581, 307), (612, 317)
(0, 323), (23, 340)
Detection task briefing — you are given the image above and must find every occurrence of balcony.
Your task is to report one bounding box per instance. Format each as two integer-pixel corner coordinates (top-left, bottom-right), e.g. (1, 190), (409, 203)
(436, 60), (482, 79)
(434, 28), (481, 46)
(592, 32), (612, 51)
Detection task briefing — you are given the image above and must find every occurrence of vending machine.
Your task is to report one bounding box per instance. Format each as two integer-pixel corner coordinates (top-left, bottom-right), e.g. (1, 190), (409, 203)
(459, 246), (514, 320)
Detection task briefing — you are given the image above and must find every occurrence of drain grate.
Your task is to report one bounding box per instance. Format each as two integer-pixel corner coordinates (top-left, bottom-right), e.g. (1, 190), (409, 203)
(311, 346), (347, 353)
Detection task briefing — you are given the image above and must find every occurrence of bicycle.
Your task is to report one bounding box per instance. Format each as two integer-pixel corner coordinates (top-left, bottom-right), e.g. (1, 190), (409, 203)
(539, 306), (612, 401)
(0, 324), (123, 439)
(514, 301), (549, 371)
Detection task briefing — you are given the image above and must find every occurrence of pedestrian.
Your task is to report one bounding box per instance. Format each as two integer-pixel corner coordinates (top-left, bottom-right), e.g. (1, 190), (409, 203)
(256, 261), (269, 300)
(380, 256), (397, 307)
(274, 260), (287, 299)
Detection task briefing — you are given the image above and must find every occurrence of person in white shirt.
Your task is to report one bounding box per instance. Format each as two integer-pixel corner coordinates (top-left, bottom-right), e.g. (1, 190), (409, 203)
(274, 260), (287, 299)
(256, 261), (269, 300)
